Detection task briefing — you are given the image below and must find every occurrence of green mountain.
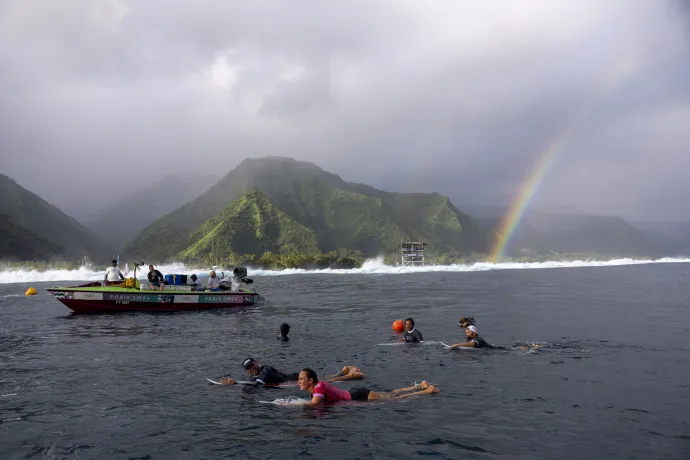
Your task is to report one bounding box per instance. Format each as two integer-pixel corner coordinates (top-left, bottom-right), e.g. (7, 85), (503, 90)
(0, 214), (62, 261)
(124, 157), (487, 261)
(178, 189), (319, 259)
(0, 174), (113, 261)
(81, 173), (218, 251)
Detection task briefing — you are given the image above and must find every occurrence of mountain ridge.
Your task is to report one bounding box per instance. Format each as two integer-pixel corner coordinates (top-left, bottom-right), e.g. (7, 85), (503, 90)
(81, 173), (219, 251)
(0, 174), (114, 262)
(123, 157), (487, 261)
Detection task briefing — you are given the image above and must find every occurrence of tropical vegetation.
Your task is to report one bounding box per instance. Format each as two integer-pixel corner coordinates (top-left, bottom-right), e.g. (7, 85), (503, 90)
(123, 157), (487, 263)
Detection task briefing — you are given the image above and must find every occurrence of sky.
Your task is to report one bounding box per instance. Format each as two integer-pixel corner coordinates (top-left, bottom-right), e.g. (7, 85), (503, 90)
(1, 0), (688, 222)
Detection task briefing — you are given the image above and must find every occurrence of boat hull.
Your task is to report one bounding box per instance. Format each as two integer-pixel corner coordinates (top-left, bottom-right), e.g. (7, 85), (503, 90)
(46, 288), (259, 314)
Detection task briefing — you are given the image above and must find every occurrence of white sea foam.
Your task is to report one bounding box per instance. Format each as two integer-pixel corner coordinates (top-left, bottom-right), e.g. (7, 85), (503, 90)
(0, 256), (688, 285)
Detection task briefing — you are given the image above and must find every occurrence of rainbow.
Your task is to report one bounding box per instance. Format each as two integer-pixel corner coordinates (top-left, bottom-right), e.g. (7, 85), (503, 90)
(489, 54), (637, 262)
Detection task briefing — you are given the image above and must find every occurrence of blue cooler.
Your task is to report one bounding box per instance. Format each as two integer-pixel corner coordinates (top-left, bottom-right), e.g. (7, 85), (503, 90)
(164, 274), (174, 285)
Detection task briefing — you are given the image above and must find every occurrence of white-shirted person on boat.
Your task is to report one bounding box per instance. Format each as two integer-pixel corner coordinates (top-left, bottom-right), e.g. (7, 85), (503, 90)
(103, 259), (125, 286)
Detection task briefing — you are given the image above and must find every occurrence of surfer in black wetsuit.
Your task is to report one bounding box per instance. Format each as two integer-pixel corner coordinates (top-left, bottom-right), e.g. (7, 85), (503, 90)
(400, 317), (424, 343)
(277, 323), (290, 342)
(220, 358), (298, 386)
(218, 358), (366, 385)
(448, 325), (495, 349)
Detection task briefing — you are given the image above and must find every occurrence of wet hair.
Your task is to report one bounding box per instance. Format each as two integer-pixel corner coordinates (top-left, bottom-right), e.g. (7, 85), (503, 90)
(459, 316), (476, 326)
(404, 317), (415, 327)
(301, 368), (319, 384)
(280, 323), (290, 335)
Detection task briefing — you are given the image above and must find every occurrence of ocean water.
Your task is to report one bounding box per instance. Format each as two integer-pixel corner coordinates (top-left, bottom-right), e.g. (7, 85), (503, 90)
(1, 261), (689, 459)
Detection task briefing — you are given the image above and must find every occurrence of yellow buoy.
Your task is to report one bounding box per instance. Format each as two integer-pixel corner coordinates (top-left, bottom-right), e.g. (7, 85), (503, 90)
(25, 287), (37, 296)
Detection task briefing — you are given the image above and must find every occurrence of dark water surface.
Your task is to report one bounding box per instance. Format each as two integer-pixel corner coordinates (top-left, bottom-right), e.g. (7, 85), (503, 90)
(1, 264), (689, 459)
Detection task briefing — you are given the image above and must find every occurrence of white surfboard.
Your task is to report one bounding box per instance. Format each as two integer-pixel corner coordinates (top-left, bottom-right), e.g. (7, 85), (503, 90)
(258, 397), (310, 406)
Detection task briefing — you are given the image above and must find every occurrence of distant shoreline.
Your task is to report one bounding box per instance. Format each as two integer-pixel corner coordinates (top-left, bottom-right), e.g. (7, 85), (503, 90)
(1, 253), (684, 273)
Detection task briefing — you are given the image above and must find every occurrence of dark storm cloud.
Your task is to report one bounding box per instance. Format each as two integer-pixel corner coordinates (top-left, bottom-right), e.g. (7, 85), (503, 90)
(0, 0), (688, 221)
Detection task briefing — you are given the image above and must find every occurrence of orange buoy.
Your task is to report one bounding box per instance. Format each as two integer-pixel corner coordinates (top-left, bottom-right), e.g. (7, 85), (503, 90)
(392, 319), (404, 333)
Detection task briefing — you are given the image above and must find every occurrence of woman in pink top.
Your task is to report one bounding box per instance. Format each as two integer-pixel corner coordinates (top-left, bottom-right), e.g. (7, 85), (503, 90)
(298, 368), (439, 405)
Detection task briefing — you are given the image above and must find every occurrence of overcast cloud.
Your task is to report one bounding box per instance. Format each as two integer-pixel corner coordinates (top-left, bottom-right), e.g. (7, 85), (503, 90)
(1, 0), (688, 221)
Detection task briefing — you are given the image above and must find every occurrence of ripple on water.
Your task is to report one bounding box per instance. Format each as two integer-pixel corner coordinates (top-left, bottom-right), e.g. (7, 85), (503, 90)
(0, 267), (689, 459)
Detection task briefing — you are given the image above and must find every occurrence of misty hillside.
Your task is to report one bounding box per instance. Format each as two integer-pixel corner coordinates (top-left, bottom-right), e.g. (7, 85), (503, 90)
(81, 173), (219, 251)
(123, 157), (487, 261)
(472, 207), (681, 258)
(0, 214), (63, 261)
(630, 221), (690, 256)
(0, 174), (114, 261)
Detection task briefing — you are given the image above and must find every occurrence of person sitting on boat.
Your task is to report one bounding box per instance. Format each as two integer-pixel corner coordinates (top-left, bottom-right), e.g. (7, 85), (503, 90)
(400, 317), (423, 343)
(207, 270), (225, 291)
(448, 325), (495, 349)
(187, 274), (203, 291)
(103, 259), (125, 286)
(292, 368), (439, 405)
(147, 265), (165, 291)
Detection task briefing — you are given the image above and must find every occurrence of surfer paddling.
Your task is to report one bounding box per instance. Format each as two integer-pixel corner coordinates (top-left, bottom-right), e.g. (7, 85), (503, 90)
(290, 368), (439, 405)
(448, 325), (494, 349)
(218, 358), (365, 386)
(218, 358), (298, 386)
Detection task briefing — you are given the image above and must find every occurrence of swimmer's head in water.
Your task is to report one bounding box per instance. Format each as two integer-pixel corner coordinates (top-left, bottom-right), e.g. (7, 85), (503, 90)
(458, 316), (476, 328)
(404, 318), (415, 331)
(299, 368), (318, 391)
(243, 357), (259, 374)
(466, 325), (478, 338)
(280, 323), (290, 335)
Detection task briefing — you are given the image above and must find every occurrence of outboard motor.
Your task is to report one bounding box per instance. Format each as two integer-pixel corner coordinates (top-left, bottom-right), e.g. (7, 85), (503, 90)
(230, 266), (254, 292)
(232, 266), (248, 279)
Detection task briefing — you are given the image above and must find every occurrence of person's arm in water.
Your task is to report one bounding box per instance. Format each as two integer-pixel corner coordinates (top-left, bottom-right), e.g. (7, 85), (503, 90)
(448, 341), (477, 348)
(306, 394), (324, 405)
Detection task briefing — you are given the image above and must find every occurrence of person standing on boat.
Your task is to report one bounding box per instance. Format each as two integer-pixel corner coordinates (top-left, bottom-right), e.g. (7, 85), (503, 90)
(400, 317), (424, 343)
(103, 259), (125, 286)
(207, 270), (225, 291)
(147, 265), (165, 291)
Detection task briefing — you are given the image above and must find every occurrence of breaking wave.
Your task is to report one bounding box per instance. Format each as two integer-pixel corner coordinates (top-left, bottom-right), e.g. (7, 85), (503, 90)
(1, 257), (689, 285)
